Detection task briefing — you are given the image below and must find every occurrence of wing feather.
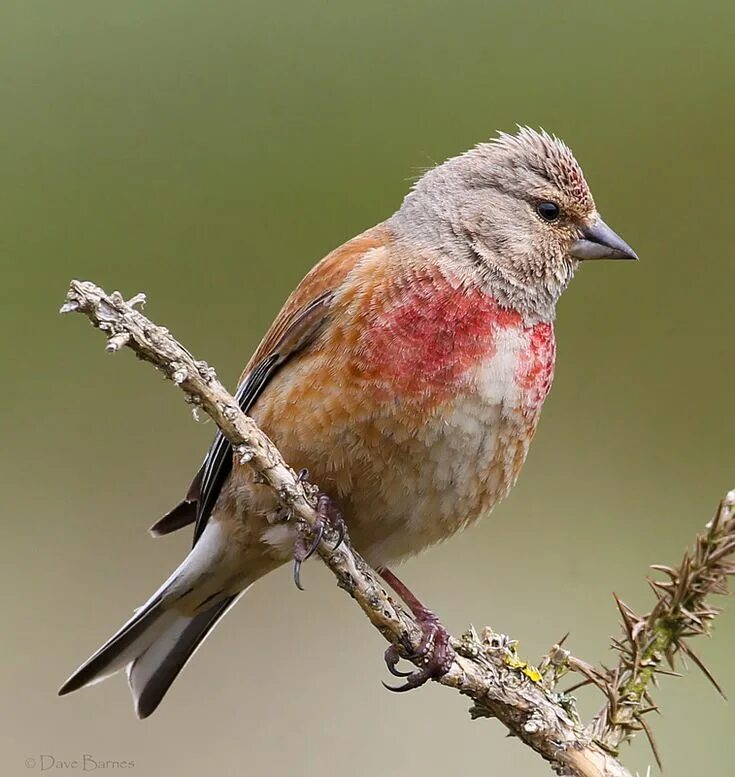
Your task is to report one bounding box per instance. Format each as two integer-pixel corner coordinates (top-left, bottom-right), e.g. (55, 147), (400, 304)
(190, 292), (337, 545)
(152, 225), (388, 545)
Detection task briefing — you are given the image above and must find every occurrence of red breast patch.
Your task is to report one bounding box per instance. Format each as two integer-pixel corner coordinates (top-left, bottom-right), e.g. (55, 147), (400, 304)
(358, 270), (518, 399)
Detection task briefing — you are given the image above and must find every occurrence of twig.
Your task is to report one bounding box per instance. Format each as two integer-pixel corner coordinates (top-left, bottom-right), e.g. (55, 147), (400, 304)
(61, 280), (734, 777)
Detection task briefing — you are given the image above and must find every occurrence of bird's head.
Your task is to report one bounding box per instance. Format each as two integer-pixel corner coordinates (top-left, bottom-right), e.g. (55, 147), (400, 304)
(392, 127), (637, 320)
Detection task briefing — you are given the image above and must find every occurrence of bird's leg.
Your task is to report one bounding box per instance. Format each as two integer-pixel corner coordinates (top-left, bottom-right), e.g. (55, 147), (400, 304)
(378, 567), (455, 691)
(292, 493), (347, 591)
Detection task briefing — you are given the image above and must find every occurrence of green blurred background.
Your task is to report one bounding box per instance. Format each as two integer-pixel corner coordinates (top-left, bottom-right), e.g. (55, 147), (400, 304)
(2, 1), (733, 775)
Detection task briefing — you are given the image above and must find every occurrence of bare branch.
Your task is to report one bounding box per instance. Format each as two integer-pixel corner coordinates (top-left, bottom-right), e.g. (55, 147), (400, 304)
(61, 279), (733, 777)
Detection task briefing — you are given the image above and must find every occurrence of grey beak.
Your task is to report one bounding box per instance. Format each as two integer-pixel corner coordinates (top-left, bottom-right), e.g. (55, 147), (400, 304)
(570, 217), (638, 261)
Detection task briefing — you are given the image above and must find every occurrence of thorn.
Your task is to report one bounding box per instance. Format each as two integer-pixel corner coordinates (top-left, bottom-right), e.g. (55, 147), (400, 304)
(672, 555), (691, 607)
(679, 642), (727, 699)
(638, 714), (663, 771)
(651, 579), (674, 590)
(706, 541), (735, 564)
(706, 500), (725, 542)
(567, 657), (608, 691)
(609, 637), (633, 656)
(664, 644), (677, 670)
(679, 605), (704, 627)
(650, 564), (679, 580)
(613, 594), (636, 642)
(653, 667), (683, 678)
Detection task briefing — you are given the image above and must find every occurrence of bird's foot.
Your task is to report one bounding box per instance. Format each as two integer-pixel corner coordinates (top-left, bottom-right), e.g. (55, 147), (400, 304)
(292, 493), (346, 591)
(379, 568), (455, 692)
(383, 613), (453, 691)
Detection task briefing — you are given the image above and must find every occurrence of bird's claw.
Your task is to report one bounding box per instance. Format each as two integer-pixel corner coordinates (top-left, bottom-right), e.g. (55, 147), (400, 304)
(292, 520), (325, 591)
(331, 515), (346, 551)
(292, 493), (347, 591)
(382, 616), (454, 692)
(383, 645), (414, 677)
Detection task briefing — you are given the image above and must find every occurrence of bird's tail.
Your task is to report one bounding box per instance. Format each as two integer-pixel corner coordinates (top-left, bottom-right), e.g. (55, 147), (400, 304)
(59, 523), (250, 718)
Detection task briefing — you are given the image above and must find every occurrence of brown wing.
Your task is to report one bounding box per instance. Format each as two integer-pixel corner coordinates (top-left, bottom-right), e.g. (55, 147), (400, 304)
(149, 225), (388, 543)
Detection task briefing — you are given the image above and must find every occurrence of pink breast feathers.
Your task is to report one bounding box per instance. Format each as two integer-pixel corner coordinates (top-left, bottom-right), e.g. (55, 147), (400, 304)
(516, 322), (556, 412)
(359, 271), (521, 400)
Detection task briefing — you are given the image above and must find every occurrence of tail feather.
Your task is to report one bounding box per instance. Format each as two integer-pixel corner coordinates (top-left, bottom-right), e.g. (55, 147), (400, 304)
(58, 594), (166, 695)
(149, 467), (203, 537)
(59, 520), (253, 717)
(59, 591), (246, 718)
(129, 591), (246, 719)
(149, 500), (197, 537)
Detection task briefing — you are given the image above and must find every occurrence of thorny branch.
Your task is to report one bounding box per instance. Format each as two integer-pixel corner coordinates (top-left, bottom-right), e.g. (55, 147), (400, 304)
(61, 280), (735, 777)
(587, 497), (735, 766)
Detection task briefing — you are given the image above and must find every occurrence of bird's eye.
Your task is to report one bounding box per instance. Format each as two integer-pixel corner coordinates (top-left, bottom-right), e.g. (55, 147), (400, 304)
(536, 201), (561, 223)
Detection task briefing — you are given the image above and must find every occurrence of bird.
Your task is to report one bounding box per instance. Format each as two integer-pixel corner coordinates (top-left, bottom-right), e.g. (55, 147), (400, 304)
(59, 127), (637, 718)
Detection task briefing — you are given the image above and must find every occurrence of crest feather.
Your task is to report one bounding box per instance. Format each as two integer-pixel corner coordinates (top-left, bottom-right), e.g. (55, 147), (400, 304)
(489, 126), (593, 209)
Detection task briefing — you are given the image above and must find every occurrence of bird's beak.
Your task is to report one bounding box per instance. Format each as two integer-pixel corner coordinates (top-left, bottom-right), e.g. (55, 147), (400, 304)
(569, 217), (638, 261)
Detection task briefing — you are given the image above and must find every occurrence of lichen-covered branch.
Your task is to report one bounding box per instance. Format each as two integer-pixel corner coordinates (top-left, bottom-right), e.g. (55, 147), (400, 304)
(61, 280), (734, 777)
